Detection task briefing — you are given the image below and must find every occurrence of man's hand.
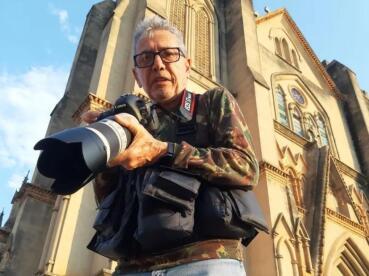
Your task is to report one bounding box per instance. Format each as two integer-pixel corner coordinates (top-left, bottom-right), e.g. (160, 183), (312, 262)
(108, 113), (168, 170)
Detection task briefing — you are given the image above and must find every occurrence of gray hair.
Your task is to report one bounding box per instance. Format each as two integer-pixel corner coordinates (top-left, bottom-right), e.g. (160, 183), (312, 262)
(133, 16), (187, 57)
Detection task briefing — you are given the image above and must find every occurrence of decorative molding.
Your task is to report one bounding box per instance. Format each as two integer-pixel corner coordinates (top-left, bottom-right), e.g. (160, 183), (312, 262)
(276, 142), (308, 174)
(11, 183), (56, 206)
(259, 161), (289, 184)
(272, 213), (296, 239)
(297, 206), (307, 215)
(72, 93), (113, 123)
(326, 207), (366, 236)
(294, 218), (310, 241)
(334, 158), (368, 186)
(274, 120), (311, 148)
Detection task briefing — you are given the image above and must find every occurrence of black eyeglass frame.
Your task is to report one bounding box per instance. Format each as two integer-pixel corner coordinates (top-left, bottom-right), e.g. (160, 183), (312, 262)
(133, 47), (185, 68)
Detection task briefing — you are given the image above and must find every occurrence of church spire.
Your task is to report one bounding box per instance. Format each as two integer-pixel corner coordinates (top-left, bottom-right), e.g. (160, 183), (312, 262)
(23, 170), (30, 185)
(0, 208), (4, 228)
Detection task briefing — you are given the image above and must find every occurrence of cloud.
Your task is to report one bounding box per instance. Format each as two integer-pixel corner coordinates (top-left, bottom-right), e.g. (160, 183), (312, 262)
(57, 10), (69, 26)
(67, 34), (79, 44)
(8, 174), (24, 190)
(49, 5), (69, 29)
(49, 4), (81, 45)
(0, 66), (68, 189)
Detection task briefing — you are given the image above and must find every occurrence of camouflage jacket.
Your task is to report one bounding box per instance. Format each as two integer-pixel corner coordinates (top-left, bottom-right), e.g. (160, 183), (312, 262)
(93, 87), (259, 272)
(154, 87), (259, 189)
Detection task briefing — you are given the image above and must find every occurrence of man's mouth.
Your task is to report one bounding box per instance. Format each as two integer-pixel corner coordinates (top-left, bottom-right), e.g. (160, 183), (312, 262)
(153, 77), (170, 83)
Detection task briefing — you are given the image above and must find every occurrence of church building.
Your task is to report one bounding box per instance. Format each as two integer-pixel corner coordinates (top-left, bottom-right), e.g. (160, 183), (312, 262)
(1, 1), (369, 275)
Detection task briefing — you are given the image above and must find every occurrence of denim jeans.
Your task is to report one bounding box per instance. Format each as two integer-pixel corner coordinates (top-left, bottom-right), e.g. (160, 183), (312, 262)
(115, 258), (246, 276)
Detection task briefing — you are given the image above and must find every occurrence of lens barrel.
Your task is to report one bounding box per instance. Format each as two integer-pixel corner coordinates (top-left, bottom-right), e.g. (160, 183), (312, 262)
(34, 117), (131, 195)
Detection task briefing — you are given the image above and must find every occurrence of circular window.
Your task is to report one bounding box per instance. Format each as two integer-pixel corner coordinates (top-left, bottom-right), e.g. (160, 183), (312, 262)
(291, 88), (305, 105)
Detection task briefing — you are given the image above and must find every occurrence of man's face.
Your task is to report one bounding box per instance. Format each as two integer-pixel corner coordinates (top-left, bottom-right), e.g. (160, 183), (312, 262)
(133, 30), (191, 106)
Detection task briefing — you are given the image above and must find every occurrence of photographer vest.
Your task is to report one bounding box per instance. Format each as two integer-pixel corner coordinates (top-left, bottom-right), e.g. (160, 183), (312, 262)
(88, 89), (269, 260)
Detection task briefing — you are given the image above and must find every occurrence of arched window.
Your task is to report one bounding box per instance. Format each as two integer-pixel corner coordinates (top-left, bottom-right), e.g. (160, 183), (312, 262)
(307, 131), (315, 141)
(275, 37), (282, 56)
(170, 1), (218, 80)
(292, 108), (304, 136)
(169, 0), (186, 36)
(282, 38), (291, 63)
(276, 238), (298, 276)
(305, 115), (316, 141)
(316, 116), (329, 146)
(276, 87), (289, 126)
(305, 116), (315, 130)
(194, 8), (211, 77)
(291, 49), (299, 69)
(331, 239), (369, 275)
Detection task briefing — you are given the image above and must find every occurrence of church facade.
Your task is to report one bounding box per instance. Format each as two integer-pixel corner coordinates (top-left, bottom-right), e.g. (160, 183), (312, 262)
(1, 1), (369, 275)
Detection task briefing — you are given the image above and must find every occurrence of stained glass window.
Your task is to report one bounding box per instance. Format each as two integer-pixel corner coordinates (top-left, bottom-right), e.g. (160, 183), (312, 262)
(276, 87), (289, 126)
(317, 116), (329, 146)
(291, 88), (305, 105)
(292, 109), (304, 136)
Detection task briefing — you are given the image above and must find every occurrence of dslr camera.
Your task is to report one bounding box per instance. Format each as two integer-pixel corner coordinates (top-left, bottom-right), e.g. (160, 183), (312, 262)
(34, 94), (158, 195)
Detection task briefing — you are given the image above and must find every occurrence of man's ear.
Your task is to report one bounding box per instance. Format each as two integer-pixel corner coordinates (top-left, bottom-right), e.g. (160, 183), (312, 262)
(185, 58), (191, 75)
(132, 68), (142, 88)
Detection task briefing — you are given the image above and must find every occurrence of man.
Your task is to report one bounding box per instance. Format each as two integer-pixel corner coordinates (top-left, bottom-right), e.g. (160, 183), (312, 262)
(85, 16), (264, 275)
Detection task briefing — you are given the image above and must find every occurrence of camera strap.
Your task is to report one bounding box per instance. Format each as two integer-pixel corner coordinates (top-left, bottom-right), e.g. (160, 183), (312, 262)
(177, 91), (198, 137)
(179, 90), (196, 122)
(156, 90), (198, 138)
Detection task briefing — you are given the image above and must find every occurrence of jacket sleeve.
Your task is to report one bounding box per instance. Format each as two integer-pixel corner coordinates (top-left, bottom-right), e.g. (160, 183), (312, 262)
(170, 88), (259, 190)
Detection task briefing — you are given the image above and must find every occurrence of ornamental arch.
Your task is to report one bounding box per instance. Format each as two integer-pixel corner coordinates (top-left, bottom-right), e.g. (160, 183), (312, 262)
(271, 73), (338, 155)
(324, 235), (369, 276)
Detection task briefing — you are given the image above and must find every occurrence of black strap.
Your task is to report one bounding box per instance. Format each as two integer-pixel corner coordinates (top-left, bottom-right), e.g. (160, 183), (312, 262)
(155, 91), (199, 141)
(176, 91), (199, 140)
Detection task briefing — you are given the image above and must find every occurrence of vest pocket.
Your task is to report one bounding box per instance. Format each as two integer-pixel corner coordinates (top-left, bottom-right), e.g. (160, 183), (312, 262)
(227, 189), (269, 234)
(87, 180), (137, 260)
(196, 187), (269, 246)
(92, 188), (119, 235)
(136, 169), (201, 252)
(196, 187), (250, 238)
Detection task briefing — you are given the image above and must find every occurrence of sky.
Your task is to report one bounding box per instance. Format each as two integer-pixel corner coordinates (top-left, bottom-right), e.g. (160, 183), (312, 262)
(0, 1), (368, 223)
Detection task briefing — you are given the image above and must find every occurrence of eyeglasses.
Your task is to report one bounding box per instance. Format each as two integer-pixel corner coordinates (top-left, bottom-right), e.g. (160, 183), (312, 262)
(134, 47), (185, 68)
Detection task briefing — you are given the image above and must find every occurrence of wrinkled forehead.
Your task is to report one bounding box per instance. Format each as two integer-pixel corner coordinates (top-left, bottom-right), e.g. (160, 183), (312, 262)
(135, 29), (180, 53)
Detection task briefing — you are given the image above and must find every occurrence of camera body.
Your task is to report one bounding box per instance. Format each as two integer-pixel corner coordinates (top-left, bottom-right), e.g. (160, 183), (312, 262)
(97, 93), (158, 131)
(34, 93), (158, 195)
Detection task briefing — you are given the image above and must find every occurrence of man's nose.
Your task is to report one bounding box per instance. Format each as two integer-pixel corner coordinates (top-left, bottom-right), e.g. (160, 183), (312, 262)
(152, 54), (165, 71)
